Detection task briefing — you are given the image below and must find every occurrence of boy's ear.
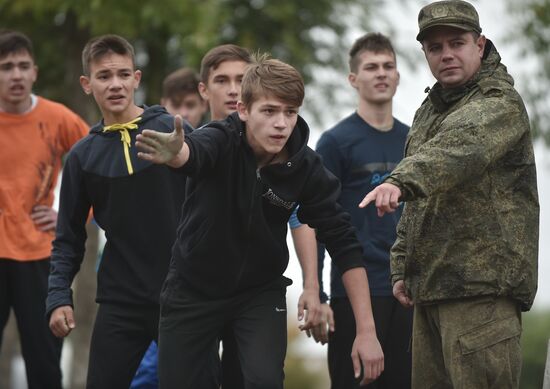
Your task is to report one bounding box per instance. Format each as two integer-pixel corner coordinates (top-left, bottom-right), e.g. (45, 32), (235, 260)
(237, 101), (248, 121)
(198, 82), (209, 100)
(134, 69), (142, 88)
(348, 72), (358, 90)
(80, 75), (92, 95)
(32, 65), (38, 84)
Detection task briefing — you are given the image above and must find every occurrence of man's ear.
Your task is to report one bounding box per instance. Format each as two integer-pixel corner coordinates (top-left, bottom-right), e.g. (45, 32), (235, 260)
(80, 75), (91, 95)
(477, 34), (487, 58)
(198, 82), (209, 101)
(237, 101), (248, 121)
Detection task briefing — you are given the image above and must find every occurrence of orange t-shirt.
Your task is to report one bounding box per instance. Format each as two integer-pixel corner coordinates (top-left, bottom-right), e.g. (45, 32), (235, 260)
(0, 97), (89, 261)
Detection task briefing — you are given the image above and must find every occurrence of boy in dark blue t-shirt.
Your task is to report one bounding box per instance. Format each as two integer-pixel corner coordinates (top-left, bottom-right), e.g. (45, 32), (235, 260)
(312, 33), (413, 389)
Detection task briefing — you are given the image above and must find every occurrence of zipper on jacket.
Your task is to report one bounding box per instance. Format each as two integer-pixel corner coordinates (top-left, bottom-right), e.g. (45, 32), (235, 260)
(235, 167), (262, 288)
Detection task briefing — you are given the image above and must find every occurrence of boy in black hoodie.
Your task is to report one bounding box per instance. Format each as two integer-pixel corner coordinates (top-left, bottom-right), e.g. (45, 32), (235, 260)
(45, 34), (193, 389)
(137, 55), (384, 389)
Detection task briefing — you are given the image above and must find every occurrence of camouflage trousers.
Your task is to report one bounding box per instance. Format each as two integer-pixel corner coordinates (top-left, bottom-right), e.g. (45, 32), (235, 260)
(411, 296), (522, 389)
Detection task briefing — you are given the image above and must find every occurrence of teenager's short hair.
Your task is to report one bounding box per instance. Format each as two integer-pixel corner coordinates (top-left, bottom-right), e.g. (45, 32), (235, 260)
(82, 34), (135, 76)
(162, 67), (200, 105)
(0, 30), (34, 61)
(199, 44), (251, 83)
(241, 54), (304, 108)
(349, 33), (396, 73)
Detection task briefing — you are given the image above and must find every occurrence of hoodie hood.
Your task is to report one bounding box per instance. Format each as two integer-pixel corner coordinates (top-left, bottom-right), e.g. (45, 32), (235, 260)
(284, 115), (311, 166)
(90, 104), (169, 133)
(76, 104), (182, 178)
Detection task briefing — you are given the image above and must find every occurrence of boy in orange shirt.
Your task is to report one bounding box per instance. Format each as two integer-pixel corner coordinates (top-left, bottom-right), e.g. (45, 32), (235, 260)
(0, 30), (89, 389)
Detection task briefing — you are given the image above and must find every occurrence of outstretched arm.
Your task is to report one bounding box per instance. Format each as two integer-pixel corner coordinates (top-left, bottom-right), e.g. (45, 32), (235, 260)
(136, 115), (190, 168)
(341, 267), (384, 385)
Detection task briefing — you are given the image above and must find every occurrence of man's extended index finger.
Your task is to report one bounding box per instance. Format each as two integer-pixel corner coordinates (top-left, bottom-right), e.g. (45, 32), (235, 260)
(359, 192), (374, 208)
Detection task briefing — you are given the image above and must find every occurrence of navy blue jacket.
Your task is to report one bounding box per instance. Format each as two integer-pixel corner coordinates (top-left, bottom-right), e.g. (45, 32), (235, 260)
(171, 112), (364, 298)
(47, 105), (192, 316)
(316, 112), (409, 299)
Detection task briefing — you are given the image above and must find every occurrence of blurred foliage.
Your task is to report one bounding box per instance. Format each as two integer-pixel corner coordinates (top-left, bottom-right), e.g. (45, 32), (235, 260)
(0, 0), (389, 124)
(520, 309), (550, 389)
(506, 0), (550, 145)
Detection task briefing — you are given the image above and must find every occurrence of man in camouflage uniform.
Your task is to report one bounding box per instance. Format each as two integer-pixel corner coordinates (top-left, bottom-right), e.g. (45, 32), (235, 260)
(360, 1), (539, 388)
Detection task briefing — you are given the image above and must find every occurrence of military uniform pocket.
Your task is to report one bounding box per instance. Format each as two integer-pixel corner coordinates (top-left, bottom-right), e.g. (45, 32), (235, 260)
(455, 315), (522, 388)
(458, 316), (521, 355)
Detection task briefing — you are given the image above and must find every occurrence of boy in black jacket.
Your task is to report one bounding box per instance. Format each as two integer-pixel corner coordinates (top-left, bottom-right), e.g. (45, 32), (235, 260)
(136, 55), (384, 389)
(46, 34), (193, 388)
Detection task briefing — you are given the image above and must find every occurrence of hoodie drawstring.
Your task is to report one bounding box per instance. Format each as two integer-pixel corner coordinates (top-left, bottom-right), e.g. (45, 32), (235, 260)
(103, 117), (142, 175)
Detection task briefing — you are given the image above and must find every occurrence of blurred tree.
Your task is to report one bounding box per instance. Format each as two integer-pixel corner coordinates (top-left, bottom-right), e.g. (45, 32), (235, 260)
(506, 0), (550, 145)
(0, 0), (388, 124)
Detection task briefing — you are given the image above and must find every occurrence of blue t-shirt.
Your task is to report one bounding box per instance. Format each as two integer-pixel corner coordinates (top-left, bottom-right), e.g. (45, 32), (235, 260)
(316, 112), (409, 299)
(288, 206), (302, 229)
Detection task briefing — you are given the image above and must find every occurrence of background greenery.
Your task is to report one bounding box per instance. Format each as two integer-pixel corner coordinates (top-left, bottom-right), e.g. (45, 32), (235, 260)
(509, 0), (550, 145)
(1, 0), (548, 139)
(0, 0), (387, 123)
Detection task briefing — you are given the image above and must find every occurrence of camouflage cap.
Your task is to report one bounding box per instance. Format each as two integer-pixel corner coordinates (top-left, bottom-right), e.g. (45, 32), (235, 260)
(416, 0), (482, 42)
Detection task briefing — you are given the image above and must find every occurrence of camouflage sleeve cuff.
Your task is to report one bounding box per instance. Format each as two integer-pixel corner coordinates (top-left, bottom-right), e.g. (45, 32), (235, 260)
(391, 273), (404, 286)
(382, 176), (410, 201)
(390, 253), (406, 286)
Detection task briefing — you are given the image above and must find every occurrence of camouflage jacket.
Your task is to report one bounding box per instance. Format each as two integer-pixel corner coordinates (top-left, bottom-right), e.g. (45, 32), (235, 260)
(386, 41), (539, 311)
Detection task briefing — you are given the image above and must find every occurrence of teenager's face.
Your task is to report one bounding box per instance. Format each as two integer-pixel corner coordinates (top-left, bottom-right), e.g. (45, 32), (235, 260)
(0, 50), (37, 113)
(162, 93), (207, 128)
(348, 50), (399, 106)
(199, 60), (248, 120)
(237, 95), (299, 166)
(80, 52), (141, 123)
(422, 26), (485, 89)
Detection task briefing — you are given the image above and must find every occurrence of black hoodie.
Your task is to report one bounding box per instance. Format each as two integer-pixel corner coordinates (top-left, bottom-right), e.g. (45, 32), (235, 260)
(171, 112), (363, 298)
(46, 105), (192, 316)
